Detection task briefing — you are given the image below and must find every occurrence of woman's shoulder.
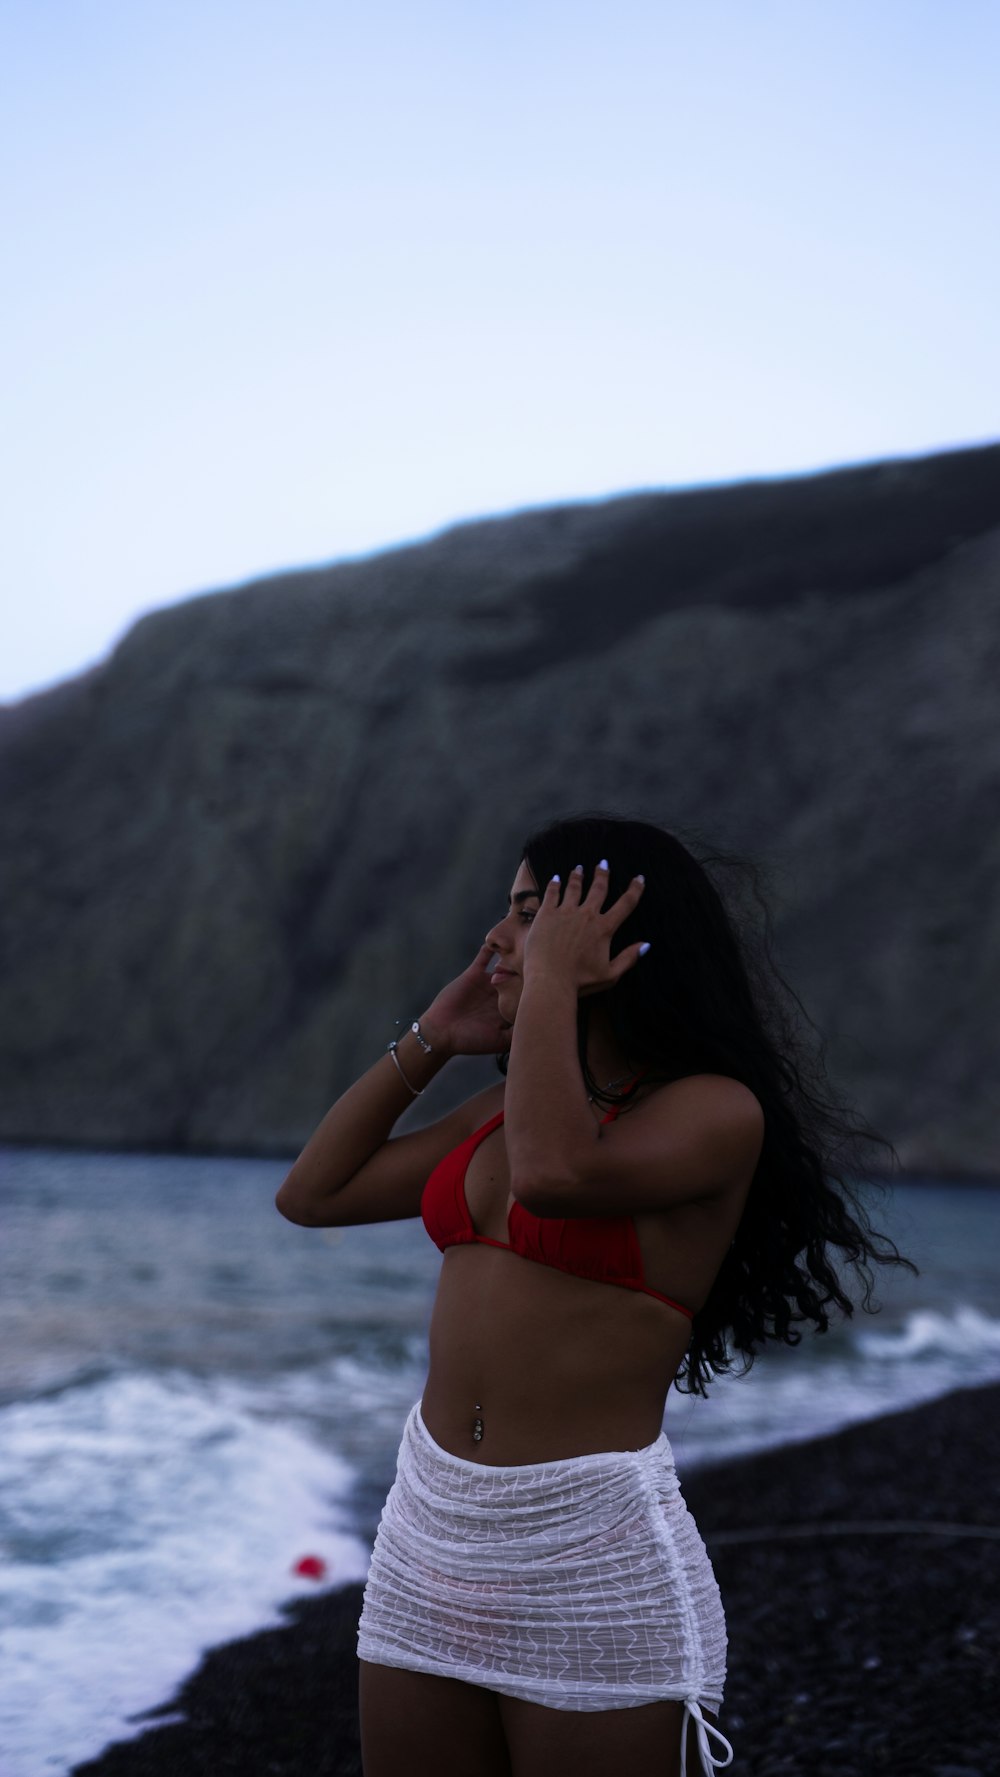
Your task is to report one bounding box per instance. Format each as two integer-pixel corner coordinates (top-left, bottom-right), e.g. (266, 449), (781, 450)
(634, 1072), (765, 1139)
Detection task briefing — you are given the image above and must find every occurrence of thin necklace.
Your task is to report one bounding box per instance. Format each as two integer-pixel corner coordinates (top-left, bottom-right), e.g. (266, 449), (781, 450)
(587, 1069), (637, 1103)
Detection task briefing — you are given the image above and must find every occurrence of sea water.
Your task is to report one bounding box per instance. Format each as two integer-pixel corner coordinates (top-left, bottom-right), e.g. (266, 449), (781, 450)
(1, 1145), (999, 1776)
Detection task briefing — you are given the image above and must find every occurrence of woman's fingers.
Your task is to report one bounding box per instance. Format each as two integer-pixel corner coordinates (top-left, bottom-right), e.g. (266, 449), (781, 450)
(609, 940), (651, 982)
(588, 860), (645, 925)
(543, 860), (646, 919)
(584, 859), (610, 905)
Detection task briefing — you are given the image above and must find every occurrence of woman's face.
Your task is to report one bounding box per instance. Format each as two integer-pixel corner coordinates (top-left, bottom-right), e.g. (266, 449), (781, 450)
(482, 858), (541, 1020)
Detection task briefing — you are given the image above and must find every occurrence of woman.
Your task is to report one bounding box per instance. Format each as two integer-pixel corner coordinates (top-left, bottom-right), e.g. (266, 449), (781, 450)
(276, 813), (911, 1777)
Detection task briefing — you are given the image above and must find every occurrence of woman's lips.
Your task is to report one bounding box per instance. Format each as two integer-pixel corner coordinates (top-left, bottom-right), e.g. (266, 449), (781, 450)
(490, 968), (516, 983)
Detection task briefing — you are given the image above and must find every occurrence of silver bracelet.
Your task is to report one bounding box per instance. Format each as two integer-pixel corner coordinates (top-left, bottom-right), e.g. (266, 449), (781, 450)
(387, 1041), (422, 1096)
(395, 1018), (433, 1053)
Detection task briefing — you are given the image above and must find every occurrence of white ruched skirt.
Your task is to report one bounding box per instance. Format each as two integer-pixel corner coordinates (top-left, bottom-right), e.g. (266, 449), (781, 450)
(357, 1400), (733, 1775)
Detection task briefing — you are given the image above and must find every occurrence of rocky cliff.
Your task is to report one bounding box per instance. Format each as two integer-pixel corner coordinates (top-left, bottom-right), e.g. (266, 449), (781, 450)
(2, 441), (998, 1172)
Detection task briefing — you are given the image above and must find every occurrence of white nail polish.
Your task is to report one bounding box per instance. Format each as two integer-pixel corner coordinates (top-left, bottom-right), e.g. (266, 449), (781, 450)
(639, 942), (651, 956)
(598, 858), (608, 870)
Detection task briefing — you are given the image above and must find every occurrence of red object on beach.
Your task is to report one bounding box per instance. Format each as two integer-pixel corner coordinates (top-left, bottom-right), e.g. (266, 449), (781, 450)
(293, 1554), (328, 1580)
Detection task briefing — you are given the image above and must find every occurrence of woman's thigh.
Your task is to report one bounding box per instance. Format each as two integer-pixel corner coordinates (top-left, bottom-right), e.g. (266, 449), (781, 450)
(497, 1693), (690, 1777)
(358, 1659), (512, 1777)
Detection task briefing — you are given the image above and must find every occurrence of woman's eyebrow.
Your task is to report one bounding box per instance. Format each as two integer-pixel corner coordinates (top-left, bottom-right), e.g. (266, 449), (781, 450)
(507, 888), (541, 906)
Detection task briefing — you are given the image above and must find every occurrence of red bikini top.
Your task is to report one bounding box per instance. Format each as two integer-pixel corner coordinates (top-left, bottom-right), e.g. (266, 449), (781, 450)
(421, 1089), (694, 1319)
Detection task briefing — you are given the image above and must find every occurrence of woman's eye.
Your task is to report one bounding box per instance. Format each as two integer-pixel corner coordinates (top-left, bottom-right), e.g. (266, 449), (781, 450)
(518, 911), (535, 923)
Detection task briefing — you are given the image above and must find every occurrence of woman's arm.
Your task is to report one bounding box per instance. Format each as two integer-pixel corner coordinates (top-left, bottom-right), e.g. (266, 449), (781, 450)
(502, 866), (763, 1215)
(502, 970), (594, 1197)
(274, 1018), (452, 1222)
(275, 940), (511, 1225)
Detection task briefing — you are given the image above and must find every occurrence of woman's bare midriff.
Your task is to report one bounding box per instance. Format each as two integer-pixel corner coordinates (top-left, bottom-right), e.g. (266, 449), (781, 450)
(420, 1244), (694, 1465)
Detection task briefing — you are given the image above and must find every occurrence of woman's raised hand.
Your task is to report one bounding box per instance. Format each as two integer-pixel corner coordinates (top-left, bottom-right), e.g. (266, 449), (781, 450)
(420, 943), (513, 1058)
(523, 862), (648, 996)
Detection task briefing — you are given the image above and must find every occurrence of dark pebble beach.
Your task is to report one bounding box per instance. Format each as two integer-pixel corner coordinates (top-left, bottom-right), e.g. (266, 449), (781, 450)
(71, 1381), (999, 1777)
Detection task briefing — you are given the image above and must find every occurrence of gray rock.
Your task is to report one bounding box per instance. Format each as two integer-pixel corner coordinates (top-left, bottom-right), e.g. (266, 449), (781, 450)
(2, 440), (999, 1163)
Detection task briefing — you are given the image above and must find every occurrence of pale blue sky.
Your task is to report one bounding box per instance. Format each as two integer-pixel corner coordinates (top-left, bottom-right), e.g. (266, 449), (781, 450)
(2, 0), (997, 701)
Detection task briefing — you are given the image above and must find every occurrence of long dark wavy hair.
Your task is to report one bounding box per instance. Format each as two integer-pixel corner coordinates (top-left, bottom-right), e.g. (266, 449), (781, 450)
(497, 811), (916, 1396)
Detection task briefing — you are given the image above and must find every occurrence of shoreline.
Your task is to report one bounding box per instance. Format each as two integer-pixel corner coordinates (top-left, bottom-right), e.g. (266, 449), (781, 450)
(4, 1140), (1000, 1191)
(71, 1381), (999, 1777)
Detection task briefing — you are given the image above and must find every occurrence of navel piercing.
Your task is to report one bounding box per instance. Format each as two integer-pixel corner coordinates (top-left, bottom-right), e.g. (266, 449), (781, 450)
(472, 1403), (484, 1443)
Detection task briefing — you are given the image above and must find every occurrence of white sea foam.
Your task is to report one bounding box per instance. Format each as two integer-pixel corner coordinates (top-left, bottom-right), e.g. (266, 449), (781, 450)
(668, 1304), (1000, 1471)
(0, 1369), (370, 1777)
(210, 1341), (435, 1476)
(855, 1303), (1000, 1360)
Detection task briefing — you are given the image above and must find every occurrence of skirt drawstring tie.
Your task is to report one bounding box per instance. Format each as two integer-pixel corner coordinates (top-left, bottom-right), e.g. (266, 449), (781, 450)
(680, 1697), (734, 1776)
